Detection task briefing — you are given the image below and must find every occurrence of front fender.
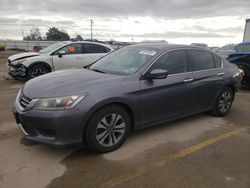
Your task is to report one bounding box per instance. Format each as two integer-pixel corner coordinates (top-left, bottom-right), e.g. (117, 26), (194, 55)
(23, 56), (53, 70)
(76, 97), (140, 134)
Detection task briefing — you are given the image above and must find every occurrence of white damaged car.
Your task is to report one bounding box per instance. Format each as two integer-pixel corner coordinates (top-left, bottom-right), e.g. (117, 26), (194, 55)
(7, 41), (113, 79)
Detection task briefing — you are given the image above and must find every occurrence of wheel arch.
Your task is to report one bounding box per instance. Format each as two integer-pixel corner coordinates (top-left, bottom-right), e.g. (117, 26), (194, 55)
(82, 101), (136, 143)
(27, 61), (53, 74)
(225, 84), (236, 100)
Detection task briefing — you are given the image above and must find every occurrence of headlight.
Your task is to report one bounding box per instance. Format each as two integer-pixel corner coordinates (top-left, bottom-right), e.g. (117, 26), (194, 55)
(18, 58), (27, 64)
(33, 93), (88, 110)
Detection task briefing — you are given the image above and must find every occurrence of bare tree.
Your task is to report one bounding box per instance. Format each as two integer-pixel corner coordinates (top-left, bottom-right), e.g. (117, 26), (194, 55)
(23, 26), (42, 41)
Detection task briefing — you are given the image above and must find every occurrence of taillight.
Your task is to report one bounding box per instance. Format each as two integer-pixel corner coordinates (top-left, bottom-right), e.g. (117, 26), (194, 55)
(239, 68), (245, 77)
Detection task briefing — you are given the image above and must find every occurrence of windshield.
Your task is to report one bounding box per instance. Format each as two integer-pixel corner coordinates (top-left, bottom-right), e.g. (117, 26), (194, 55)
(40, 42), (69, 54)
(89, 46), (159, 75)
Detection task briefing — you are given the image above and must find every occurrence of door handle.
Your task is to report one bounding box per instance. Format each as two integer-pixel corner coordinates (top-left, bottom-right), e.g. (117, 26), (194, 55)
(183, 78), (194, 83)
(217, 72), (225, 76)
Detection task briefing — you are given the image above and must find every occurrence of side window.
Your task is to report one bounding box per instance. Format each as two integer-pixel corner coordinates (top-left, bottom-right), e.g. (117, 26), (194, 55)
(82, 44), (108, 53)
(151, 50), (188, 75)
(213, 54), (222, 68)
(190, 50), (215, 71)
(55, 44), (82, 55)
(103, 46), (111, 53)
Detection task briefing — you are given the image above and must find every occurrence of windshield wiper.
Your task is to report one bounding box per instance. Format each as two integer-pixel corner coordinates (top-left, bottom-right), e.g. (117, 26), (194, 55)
(90, 68), (106, 74)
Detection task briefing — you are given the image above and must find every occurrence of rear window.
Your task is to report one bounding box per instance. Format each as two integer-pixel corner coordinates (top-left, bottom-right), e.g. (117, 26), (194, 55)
(83, 44), (110, 53)
(190, 50), (215, 71)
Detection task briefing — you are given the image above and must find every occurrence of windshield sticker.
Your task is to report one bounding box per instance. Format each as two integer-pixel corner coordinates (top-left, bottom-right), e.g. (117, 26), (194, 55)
(139, 50), (157, 56)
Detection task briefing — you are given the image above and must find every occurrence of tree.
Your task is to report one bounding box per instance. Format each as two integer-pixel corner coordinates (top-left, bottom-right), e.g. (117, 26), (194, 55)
(23, 26), (42, 41)
(71, 34), (84, 41)
(46, 27), (70, 41)
(75, 35), (83, 41)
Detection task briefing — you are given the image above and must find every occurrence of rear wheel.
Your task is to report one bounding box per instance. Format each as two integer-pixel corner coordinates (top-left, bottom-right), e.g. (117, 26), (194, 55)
(85, 105), (131, 153)
(210, 87), (234, 116)
(28, 65), (49, 79)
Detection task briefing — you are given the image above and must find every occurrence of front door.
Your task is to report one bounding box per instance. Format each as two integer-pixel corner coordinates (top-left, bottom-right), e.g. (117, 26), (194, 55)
(52, 43), (84, 70)
(139, 50), (194, 127)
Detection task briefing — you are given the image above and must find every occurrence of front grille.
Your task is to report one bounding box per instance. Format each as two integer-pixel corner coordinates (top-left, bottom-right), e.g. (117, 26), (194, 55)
(19, 95), (32, 109)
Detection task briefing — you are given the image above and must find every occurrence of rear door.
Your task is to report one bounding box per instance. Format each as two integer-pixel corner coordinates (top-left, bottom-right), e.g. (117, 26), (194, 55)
(188, 49), (224, 112)
(139, 49), (194, 126)
(81, 43), (111, 66)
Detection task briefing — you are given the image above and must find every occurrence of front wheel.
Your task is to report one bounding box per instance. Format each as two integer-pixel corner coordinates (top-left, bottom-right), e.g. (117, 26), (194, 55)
(210, 87), (234, 116)
(85, 105), (131, 153)
(27, 65), (49, 79)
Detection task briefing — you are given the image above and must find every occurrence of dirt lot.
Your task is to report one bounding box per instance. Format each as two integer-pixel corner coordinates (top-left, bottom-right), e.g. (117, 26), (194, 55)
(0, 51), (250, 188)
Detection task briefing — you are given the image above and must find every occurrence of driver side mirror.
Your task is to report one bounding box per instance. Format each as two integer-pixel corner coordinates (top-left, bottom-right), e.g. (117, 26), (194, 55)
(58, 50), (66, 58)
(146, 69), (168, 79)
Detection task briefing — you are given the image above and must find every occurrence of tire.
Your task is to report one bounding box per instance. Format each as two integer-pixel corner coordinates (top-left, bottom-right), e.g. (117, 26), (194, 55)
(27, 65), (49, 79)
(210, 87), (234, 117)
(85, 105), (131, 153)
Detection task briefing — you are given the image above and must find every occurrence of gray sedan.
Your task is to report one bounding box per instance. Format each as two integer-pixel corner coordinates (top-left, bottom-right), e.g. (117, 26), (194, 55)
(13, 43), (242, 153)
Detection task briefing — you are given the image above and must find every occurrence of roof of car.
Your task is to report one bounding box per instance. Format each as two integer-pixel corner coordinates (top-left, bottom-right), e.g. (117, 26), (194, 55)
(66, 40), (113, 49)
(132, 42), (208, 51)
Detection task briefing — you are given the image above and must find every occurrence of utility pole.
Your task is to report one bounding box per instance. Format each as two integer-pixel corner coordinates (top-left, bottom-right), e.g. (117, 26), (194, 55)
(90, 19), (94, 41)
(4, 32), (6, 47)
(22, 29), (24, 40)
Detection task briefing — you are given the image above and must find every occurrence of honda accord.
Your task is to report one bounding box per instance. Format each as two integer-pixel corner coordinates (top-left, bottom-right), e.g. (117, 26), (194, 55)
(13, 43), (242, 153)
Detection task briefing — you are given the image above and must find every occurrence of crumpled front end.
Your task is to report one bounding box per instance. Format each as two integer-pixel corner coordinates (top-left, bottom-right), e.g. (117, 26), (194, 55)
(6, 52), (40, 79)
(7, 59), (28, 79)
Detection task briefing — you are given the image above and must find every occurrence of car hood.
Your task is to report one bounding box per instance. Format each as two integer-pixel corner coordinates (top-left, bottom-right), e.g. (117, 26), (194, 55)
(23, 69), (126, 98)
(8, 52), (39, 62)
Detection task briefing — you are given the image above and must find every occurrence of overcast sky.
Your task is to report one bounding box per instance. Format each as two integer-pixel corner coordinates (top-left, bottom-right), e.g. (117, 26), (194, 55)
(0, 0), (249, 46)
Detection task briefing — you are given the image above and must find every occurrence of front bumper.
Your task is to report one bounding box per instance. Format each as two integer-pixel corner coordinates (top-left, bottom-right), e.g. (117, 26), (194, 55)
(13, 104), (87, 146)
(7, 61), (27, 79)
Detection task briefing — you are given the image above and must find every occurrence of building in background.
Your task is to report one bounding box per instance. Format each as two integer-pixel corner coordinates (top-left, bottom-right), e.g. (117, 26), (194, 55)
(243, 18), (250, 42)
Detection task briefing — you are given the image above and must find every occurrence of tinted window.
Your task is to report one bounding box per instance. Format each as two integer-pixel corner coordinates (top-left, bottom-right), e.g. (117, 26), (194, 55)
(83, 44), (109, 53)
(62, 44), (82, 54)
(190, 50), (215, 71)
(151, 50), (188, 75)
(54, 43), (82, 55)
(213, 54), (221, 68)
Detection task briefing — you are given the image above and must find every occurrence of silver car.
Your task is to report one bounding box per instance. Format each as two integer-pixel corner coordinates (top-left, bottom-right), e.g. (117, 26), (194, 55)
(7, 41), (113, 79)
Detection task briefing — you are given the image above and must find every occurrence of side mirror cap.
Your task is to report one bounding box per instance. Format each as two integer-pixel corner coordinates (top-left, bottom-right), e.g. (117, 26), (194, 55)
(58, 50), (66, 58)
(146, 69), (168, 79)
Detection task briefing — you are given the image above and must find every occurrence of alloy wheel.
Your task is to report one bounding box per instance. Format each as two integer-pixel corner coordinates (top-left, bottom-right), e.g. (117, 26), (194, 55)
(218, 90), (232, 113)
(95, 113), (126, 147)
(31, 68), (47, 78)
